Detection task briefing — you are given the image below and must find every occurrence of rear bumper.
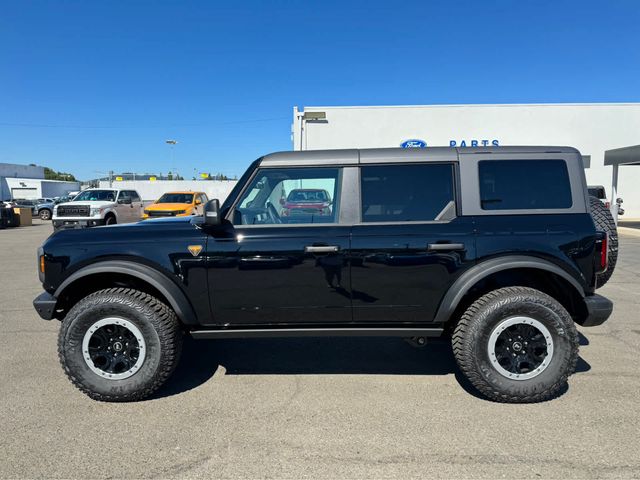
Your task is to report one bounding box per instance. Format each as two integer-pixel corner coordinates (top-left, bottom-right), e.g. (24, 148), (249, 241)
(33, 291), (57, 320)
(581, 294), (613, 327)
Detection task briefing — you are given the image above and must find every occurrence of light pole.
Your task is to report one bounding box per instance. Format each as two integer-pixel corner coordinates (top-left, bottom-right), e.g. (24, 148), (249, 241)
(165, 140), (178, 179)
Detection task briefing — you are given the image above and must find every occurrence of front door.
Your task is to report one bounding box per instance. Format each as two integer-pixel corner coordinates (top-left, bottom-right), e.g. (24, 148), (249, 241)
(204, 166), (352, 327)
(350, 162), (476, 324)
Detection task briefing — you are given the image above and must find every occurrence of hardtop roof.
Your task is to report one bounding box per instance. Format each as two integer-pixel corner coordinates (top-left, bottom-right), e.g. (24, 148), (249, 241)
(260, 146), (581, 166)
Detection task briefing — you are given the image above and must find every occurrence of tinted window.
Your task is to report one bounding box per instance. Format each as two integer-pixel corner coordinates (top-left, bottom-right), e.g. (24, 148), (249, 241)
(235, 167), (340, 225)
(74, 190), (116, 202)
(129, 191), (141, 202)
(157, 193), (193, 204)
(479, 160), (572, 210)
(361, 164), (455, 222)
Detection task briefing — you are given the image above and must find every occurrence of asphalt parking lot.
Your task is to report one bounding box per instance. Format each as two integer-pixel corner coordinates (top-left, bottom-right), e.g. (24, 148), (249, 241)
(1, 221), (639, 479)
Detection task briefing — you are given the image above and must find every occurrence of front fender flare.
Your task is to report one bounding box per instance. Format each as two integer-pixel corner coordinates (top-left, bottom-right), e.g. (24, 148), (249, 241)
(54, 260), (198, 325)
(433, 255), (585, 325)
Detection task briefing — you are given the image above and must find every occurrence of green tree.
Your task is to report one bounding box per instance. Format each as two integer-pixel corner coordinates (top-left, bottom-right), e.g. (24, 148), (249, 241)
(44, 167), (77, 182)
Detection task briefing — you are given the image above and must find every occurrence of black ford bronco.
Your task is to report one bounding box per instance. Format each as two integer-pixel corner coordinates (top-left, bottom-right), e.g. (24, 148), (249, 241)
(34, 147), (614, 403)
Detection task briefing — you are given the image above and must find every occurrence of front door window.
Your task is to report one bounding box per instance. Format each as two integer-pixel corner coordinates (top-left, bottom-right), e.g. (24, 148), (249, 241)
(234, 167), (340, 225)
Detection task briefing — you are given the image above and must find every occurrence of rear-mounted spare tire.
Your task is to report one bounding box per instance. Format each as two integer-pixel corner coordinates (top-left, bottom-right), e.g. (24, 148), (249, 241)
(589, 196), (618, 287)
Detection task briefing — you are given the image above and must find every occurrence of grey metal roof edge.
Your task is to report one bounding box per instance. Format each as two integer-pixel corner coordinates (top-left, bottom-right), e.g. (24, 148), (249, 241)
(604, 145), (640, 166)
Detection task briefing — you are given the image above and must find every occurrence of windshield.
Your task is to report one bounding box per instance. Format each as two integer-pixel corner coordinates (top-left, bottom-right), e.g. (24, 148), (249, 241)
(157, 193), (194, 204)
(287, 190), (329, 202)
(73, 190), (116, 202)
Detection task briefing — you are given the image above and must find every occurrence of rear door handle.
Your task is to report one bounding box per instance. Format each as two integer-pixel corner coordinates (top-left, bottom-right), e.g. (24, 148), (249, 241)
(427, 243), (465, 252)
(305, 245), (340, 253)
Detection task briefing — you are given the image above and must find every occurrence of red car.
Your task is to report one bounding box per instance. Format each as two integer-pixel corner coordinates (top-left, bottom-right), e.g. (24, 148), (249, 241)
(281, 189), (332, 217)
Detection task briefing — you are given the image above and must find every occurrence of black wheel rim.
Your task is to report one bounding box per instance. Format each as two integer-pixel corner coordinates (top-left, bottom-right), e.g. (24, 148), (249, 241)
(488, 316), (554, 380)
(82, 318), (146, 380)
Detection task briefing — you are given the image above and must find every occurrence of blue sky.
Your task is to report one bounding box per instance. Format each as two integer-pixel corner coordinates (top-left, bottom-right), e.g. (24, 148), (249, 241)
(1, 0), (639, 180)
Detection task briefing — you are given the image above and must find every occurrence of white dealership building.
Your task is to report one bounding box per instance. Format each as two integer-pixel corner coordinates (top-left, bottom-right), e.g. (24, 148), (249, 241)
(0, 163), (80, 201)
(292, 103), (640, 219)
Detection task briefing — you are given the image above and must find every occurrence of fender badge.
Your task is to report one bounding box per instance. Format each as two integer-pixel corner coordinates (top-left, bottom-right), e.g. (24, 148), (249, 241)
(187, 245), (203, 257)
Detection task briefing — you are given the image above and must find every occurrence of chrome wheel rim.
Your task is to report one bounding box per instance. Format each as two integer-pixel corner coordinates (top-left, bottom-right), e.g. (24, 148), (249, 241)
(487, 316), (554, 381)
(82, 317), (146, 380)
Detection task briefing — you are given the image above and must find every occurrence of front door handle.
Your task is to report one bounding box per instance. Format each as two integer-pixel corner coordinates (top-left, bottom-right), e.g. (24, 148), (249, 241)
(305, 245), (340, 253)
(427, 243), (465, 252)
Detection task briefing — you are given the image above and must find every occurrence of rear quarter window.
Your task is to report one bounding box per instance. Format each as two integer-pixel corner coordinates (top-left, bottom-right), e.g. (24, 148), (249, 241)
(479, 159), (573, 210)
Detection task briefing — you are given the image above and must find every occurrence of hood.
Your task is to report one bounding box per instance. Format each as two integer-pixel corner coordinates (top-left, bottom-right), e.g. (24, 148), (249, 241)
(47, 216), (196, 243)
(146, 202), (193, 211)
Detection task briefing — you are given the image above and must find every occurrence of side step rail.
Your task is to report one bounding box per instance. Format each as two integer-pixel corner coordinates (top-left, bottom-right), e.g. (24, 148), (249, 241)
(190, 327), (443, 340)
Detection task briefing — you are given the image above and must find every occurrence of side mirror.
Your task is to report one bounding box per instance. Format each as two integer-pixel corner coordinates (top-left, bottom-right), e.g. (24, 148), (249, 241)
(204, 199), (221, 226)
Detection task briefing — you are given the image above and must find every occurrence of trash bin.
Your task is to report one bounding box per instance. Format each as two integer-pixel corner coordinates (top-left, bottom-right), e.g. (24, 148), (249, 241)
(6, 206), (19, 227)
(0, 205), (7, 229)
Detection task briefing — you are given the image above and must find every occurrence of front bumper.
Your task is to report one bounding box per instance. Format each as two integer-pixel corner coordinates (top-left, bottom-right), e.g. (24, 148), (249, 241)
(33, 291), (57, 320)
(581, 294), (613, 327)
(52, 218), (106, 230)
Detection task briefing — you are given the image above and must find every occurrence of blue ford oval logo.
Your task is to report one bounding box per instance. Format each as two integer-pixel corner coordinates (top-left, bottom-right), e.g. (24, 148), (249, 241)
(400, 139), (427, 148)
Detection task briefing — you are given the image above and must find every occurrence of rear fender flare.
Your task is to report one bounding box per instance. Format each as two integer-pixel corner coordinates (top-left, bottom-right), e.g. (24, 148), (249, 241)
(433, 255), (585, 325)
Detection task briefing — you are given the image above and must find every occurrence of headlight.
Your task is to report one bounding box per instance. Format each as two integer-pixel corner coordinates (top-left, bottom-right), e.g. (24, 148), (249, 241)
(53, 206), (58, 215)
(90, 207), (102, 216)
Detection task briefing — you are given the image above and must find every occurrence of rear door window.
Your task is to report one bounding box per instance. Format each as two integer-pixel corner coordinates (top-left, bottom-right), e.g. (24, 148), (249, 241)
(479, 160), (572, 210)
(360, 164), (456, 222)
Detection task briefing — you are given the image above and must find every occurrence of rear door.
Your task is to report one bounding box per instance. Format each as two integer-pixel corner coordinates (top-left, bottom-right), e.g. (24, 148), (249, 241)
(129, 191), (144, 220)
(350, 160), (476, 324)
(116, 190), (134, 222)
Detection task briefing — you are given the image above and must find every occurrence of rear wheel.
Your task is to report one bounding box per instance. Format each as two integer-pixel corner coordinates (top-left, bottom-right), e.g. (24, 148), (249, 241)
(589, 196), (618, 287)
(39, 208), (52, 220)
(452, 287), (578, 403)
(58, 288), (182, 401)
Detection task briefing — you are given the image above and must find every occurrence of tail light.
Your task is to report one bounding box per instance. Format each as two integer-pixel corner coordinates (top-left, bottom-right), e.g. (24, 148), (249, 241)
(599, 234), (608, 272)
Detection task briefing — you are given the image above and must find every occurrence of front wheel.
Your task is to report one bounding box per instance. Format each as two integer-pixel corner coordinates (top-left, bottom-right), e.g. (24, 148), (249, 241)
(452, 287), (578, 403)
(105, 214), (117, 225)
(39, 209), (52, 220)
(58, 288), (182, 401)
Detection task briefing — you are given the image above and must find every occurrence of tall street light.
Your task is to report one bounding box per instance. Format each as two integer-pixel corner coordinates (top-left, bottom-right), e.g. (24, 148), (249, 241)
(165, 140), (178, 179)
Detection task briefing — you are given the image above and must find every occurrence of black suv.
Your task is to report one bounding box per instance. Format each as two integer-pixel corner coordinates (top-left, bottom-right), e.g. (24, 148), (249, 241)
(34, 147), (613, 403)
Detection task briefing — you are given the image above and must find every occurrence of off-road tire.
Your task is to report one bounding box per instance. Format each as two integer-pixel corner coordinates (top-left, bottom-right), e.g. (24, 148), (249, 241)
(39, 208), (52, 220)
(105, 214), (116, 225)
(589, 195), (618, 287)
(58, 288), (182, 402)
(452, 287), (579, 403)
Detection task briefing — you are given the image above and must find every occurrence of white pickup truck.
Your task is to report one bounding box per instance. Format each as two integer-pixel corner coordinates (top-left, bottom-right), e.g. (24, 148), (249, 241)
(52, 188), (144, 230)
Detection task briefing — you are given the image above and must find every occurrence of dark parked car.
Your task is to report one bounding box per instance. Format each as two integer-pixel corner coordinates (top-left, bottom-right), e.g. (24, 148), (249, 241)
(11, 198), (38, 215)
(35, 200), (55, 220)
(34, 147), (613, 403)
